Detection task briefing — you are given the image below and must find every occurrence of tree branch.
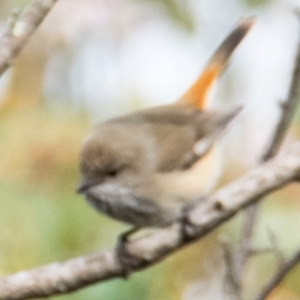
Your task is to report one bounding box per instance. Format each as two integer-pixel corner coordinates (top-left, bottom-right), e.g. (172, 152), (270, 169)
(260, 21), (300, 161)
(233, 12), (300, 298)
(0, 0), (59, 77)
(1, 142), (300, 299)
(255, 248), (300, 300)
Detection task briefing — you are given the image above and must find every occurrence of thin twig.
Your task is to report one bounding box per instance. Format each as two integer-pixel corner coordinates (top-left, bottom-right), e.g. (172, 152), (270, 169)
(0, 142), (300, 299)
(260, 31), (300, 161)
(221, 238), (239, 300)
(237, 203), (257, 272)
(255, 248), (300, 300)
(267, 227), (285, 267)
(0, 0), (59, 77)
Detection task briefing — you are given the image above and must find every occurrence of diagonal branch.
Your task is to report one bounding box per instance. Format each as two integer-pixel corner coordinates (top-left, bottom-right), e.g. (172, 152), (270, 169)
(255, 248), (300, 300)
(260, 21), (300, 161)
(1, 142), (300, 300)
(0, 0), (59, 77)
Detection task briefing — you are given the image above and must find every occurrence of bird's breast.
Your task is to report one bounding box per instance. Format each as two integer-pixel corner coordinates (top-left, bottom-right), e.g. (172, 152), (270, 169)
(83, 182), (176, 227)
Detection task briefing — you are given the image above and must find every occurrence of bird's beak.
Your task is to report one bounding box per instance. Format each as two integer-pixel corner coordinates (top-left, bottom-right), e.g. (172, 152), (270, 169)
(77, 178), (92, 194)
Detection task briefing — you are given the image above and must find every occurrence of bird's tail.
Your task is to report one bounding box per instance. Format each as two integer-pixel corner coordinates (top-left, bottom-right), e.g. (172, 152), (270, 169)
(178, 17), (255, 110)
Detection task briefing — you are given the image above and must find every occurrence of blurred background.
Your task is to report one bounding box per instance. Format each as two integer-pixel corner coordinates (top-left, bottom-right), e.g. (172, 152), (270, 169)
(1, 0), (300, 299)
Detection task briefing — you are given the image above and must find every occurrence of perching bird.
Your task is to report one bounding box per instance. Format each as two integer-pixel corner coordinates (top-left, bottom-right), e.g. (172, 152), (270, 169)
(77, 17), (254, 230)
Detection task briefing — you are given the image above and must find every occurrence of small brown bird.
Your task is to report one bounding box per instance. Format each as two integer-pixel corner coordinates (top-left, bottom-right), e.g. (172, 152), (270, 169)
(77, 18), (254, 230)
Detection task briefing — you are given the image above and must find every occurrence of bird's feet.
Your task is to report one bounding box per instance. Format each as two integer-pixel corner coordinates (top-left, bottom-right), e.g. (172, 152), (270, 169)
(179, 199), (203, 243)
(116, 227), (145, 278)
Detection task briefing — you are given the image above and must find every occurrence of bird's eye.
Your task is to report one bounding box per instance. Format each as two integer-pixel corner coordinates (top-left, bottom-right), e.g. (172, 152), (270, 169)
(107, 169), (118, 177)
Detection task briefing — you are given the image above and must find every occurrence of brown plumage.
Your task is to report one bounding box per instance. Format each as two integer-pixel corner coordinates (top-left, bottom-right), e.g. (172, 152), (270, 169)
(78, 17), (254, 227)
